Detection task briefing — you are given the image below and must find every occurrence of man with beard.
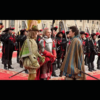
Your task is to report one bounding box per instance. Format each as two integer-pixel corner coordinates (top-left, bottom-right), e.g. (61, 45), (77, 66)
(2, 27), (16, 70)
(36, 28), (56, 80)
(60, 26), (86, 80)
(16, 29), (28, 73)
(51, 26), (58, 77)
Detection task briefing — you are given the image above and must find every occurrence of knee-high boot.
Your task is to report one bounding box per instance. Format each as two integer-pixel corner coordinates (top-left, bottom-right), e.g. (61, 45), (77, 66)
(88, 63), (92, 71)
(85, 55), (88, 65)
(97, 59), (100, 69)
(91, 62), (96, 71)
(52, 64), (57, 77)
(4, 64), (8, 70)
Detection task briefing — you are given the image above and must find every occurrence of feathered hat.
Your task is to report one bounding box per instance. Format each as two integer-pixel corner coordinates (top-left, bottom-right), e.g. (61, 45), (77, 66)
(51, 26), (58, 31)
(3, 27), (15, 32)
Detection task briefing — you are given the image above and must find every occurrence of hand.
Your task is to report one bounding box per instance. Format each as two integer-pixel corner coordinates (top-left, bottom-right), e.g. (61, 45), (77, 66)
(40, 56), (45, 63)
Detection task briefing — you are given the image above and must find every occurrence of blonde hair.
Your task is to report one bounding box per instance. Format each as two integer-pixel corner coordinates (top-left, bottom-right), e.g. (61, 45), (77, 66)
(27, 30), (37, 39)
(43, 28), (49, 37)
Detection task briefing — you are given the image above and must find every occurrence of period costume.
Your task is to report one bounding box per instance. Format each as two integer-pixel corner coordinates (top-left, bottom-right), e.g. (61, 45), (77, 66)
(2, 27), (16, 70)
(36, 32), (57, 80)
(60, 35), (86, 80)
(84, 33), (90, 66)
(87, 33), (97, 71)
(36, 29), (42, 49)
(51, 26), (58, 76)
(16, 29), (27, 67)
(97, 34), (100, 69)
(56, 31), (67, 69)
(19, 26), (45, 80)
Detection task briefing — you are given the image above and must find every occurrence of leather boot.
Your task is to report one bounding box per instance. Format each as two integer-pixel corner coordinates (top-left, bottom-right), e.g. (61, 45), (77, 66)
(52, 64), (58, 77)
(57, 59), (61, 69)
(8, 64), (14, 69)
(19, 61), (23, 68)
(4, 64), (8, 70)
(25, 69), (28, 74)
(91, 62), (96, 71)
(85, 56), (88, 65)
(40, 78), (47, 80)
(97, 60), (100, 69)
(88, 63), (92, 71)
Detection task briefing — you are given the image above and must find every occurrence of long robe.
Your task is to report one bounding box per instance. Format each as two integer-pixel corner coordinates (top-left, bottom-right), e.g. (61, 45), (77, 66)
(60, 36), (86, 80)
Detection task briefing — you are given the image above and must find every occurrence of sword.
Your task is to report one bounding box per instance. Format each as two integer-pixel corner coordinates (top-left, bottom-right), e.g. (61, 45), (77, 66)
(9, 69), (26, 78)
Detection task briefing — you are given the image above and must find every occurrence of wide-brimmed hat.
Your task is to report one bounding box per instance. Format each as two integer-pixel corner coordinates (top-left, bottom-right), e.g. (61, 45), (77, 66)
(3, 27), (15, 32)
(51, 26), (58, 31)
(28, 25), (39, 31)
(39, 29), (43, 32)
(80, 31), (85, 35)
(66, 31), (69, 35)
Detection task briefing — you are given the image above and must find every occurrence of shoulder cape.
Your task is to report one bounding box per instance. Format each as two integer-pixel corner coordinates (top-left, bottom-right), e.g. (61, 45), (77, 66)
(19, 39), (32, 58)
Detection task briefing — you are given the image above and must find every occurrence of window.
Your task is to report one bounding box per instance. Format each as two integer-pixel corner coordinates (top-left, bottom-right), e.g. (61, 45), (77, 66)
(87, 20), (89, 23)
(92, 21), (94, 24)
(9, 20), (15, 27)
(22, 21), (26, 29)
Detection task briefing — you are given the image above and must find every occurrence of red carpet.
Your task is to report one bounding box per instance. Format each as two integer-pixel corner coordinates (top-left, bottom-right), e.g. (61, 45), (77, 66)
(49, 70), (100, 80)
(0, 51), (17, 58)
(0, 69), (28, 80)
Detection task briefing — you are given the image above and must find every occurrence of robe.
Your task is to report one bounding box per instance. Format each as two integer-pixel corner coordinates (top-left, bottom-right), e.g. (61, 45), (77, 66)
(60, 35), (86, 80)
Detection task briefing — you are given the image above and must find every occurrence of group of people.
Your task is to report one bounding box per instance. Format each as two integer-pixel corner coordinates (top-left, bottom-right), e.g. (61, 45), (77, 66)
(0, 21), (100, 80)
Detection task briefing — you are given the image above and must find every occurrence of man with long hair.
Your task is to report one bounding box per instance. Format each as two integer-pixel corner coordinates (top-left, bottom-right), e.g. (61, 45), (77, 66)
(19, 26), (45, 80)
(60, 26), (86, 80)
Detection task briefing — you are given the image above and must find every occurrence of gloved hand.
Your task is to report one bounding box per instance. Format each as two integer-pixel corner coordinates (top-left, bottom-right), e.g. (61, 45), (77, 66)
(40, 56), (45, 63)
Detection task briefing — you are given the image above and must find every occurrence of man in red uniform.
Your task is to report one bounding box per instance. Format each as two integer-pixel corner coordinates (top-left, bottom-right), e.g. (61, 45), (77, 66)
(51, 26), (58, 76)
(35, 28), (56, 80)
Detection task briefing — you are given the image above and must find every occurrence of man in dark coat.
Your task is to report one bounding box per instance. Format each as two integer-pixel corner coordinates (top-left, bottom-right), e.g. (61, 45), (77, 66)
(87, 33), (97, 71)
(15, 29), (28, 73)
(80, 31), (86, 54)
(2, 27), (16, 70)
(36, 29), (42, 49)
(84, 33), (90, 66)
(97, 33), (100, 69)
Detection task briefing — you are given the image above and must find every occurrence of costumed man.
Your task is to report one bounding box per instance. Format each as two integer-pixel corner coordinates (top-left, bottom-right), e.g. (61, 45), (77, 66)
(87, 33), (97, 71)
(84, 33), (90, 66)
(0, 22), (4, 47)
(2, 27), (16, 70)
(65, 31), (71, 51)
(60, 26), (86, 80)
(36, 28), (56, 80)
(15, 29), (28, 73)
(51, 26), (58, 76)
(80, 31), (86, 54)
(19, 25), (45, 80)
(97, 33), (100, 69)
(56, 31), (66, 69)
(36, 29), (43, 49)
